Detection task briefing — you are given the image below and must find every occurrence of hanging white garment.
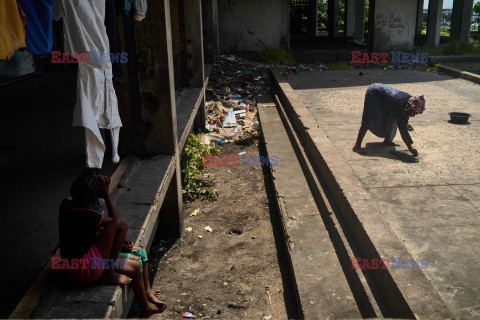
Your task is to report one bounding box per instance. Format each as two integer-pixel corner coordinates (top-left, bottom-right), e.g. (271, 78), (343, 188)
(54, 0), (122, 168)
(76, 61), (122, 168)
(53, 0), (109, 55)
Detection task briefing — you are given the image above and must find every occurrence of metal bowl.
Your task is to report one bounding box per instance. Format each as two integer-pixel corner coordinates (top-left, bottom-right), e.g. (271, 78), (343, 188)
(449, 112), (471, 124)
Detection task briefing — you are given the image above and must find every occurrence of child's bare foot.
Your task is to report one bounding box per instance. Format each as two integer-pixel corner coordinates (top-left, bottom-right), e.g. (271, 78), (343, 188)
(141, 305), (165, 318)
(353, 145), (367, 154)
(153, 290), (160, 297)
(99, 271), (132, 285)
(147, 291), (167, 310)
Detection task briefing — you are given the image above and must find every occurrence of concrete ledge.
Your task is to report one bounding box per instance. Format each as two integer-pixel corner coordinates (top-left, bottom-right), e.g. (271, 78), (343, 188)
(271, 70), (455, 319)
(429, 55), (480, 65)
(176, 85), (205, 151)
(258, 98), (362, 319)
(438, 64), (480, 85)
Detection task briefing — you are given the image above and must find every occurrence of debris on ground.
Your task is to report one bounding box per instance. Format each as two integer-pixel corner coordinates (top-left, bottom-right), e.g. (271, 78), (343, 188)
(203, 55), (268, 146)
(182, 311), (197, 318)
(133, 143), (291, 319)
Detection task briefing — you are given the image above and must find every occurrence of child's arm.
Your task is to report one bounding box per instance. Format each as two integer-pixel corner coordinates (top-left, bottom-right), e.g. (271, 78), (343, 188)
(98, 175), (120, 219)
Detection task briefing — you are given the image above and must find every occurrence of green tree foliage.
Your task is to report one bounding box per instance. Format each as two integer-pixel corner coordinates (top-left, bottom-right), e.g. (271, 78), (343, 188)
(474, 2), (480, 24)
(317, 0), (369, 33)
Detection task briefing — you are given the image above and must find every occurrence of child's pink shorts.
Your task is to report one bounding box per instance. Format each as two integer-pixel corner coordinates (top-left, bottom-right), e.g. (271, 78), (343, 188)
(67, 244), (104, 284)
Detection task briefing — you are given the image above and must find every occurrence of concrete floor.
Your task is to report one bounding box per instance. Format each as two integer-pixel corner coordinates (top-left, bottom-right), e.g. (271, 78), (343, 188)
(0, 71), (116, 317)
(287, 69), (480, 319)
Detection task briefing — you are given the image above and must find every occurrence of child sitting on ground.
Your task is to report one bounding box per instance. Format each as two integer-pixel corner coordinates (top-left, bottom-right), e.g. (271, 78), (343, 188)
(58, 169), (166, 318)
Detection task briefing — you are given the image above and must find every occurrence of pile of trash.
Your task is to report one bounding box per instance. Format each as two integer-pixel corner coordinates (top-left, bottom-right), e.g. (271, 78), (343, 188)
(202, 55), (268, 146)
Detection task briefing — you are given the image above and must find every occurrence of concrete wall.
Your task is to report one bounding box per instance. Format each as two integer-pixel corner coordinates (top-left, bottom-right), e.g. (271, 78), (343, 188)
(373, 0), (417, 51)
(217, 0), (289, 54)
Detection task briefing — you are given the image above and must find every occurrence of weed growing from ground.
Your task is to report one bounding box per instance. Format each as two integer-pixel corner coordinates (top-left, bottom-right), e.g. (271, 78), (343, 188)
(181, 134), (219, 201)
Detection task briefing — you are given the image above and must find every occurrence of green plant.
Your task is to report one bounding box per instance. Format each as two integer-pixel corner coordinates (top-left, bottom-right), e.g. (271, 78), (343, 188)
(364, 0), (370, 32)
(255, 46), (295, 65)
(440, 25), (450, 37)
(427, 63), (440, 72)
(415, 39), (480, 56)
(181, 134), (219, 201)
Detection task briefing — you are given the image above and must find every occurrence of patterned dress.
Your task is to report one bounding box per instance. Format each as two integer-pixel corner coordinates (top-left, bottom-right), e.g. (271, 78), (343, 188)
(361, 83), (413, 145)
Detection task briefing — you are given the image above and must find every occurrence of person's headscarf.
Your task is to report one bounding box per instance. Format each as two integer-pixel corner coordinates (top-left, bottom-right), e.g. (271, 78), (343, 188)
(407, 95), (426, 114)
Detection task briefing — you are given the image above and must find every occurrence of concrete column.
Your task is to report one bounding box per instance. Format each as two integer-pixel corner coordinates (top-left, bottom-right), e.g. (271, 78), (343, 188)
(129, 0), (179, 154)
(416, 0), (425, 36)
(327, 0), (339, 38)
(202, 0), (220, 62)
(202, 0), (213, 64)
(125, 0), (183, 233)
(354, 0), (365, 41)
(184, 0), (206, 137)
(345, 0), (355, 38)
(427, 0), (443, 47)
(170, 1), (187, 89)
(451, 0), (474, 40)
(281, 0), (290, 50)
(184, 0), (205, 87)
(211, 0), (220, 56)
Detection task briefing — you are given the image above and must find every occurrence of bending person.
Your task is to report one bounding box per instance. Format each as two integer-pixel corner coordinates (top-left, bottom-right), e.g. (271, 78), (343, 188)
(353, 83), (425, 156)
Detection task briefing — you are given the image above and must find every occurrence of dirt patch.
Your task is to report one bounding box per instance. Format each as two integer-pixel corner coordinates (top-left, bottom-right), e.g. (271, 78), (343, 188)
(129, 142), (291, 319)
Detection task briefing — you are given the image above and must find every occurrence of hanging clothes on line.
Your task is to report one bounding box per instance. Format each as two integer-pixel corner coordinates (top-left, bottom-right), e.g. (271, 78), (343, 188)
(54, 0), (122, 169)
(123, 0), (148, 21)
(16, 0), (54, 57)
(0, 0), (26, 60)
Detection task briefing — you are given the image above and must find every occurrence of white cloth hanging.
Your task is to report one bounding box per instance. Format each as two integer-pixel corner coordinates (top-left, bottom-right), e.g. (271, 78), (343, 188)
(54, 0), (122, 168)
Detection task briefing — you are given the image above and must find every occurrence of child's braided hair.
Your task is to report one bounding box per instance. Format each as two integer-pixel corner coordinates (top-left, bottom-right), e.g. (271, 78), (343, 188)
(70, 168), (103, 206)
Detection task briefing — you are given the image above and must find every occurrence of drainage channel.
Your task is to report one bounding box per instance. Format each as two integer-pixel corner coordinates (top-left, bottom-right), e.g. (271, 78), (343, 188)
(272, 90), (395, 319)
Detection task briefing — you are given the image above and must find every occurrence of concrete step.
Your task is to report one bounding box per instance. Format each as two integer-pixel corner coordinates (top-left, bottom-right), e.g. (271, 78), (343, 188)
(258, 97), (362, 319)
(271, 91), (386, 318)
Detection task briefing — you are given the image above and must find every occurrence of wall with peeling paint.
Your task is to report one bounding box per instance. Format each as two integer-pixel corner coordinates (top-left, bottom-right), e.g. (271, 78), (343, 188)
(218, 0), (289, 54)
(373, 0), (417, 51)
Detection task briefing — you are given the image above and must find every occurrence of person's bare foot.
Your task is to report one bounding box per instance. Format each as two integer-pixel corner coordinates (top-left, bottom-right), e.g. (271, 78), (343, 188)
(153, 290), (160, 297)
(99, 271), (132, 285)
(147, 291), (167, 311)
(141, 305), (165, 318)
(352, 145), (367, 154)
